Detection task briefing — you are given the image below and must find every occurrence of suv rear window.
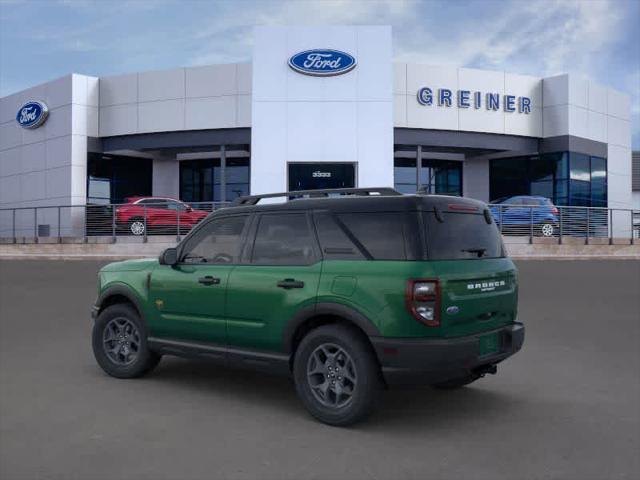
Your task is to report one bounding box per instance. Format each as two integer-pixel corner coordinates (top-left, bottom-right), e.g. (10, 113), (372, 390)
(336, 213), (408, 260)
(423, 212), (504, 260)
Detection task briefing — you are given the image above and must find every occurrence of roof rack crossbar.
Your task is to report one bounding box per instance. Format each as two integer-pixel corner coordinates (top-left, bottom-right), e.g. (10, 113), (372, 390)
(231, 187), (401, 206)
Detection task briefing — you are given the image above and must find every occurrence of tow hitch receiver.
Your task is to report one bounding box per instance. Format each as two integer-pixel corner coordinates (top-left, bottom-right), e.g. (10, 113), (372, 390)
(474, 364), (498, 377)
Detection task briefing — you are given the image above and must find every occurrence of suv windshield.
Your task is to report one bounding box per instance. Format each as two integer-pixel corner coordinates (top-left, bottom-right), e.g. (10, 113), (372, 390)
(423, 212), (504, 260)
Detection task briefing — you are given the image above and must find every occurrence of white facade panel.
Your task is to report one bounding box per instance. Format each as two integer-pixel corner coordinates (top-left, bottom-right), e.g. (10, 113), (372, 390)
(45, 105), (72, 140)
(251, 26), (393, 195)
(406, 64), (457, 95)
(44, 75), (72, 110)
(568, 76), (589, 109)
(0, 147), (20, 177)
(607, 88), (630, 120)
(236, 94), (251, 127)
(21, 170), (46, 201)
(356, 101), (394, 188)
(152, 157), (179, 198)
(185, 96), (236, 130)
(0, 122), (22, 151)
(236, 63), (252, 94)
(543, 105), (569, 137)
(99, 104), (138, 137)
(394, 93), (407, 127)
(45, 135), (72, 169)
(393, 63), (407, 94)
(44, 166), (71, 200)
(607, 116), (631, 148)
(505, 73), (542, 106)
(20, 141), (46, 173)
(542, 75), (568, 107)
(138, 69), (185, 103)
(568, 105), (589, 139)
(138, 99), (185, 133)
(505, 107), (542, 138)
(99, 73), (138, 106)
(463, 159), (489, 202)
(587, 110), (607, 143)
(588, 82), (607, 114)
(186, 64), (237, 98)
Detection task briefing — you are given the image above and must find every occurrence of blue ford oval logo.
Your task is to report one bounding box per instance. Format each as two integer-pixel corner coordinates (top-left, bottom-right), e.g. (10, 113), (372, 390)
(288, 49), (357, 77)
(16, 101), (49, 129)
(446, 306), (460, 315)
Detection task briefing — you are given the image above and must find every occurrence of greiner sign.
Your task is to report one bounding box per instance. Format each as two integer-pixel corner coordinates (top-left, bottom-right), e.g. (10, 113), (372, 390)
(417, 87), (532, 114)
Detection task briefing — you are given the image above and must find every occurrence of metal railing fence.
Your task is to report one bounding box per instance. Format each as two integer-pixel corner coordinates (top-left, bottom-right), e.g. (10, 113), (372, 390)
(0, 201), (638, 245)
(0, 201), (229, 243)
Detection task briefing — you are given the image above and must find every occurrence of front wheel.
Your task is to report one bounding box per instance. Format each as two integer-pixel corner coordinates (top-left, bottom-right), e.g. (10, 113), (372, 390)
(92, 304), (160, 378)
(293, 324), (382, 426)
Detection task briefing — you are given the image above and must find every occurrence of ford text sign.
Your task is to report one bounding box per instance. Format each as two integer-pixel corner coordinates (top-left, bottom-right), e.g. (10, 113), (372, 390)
(16, 101), (49, 129)
(288, 49), (357, 76)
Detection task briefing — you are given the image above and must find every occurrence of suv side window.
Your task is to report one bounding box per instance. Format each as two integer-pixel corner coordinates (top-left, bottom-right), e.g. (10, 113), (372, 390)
(313, 211), (365, 260)
(336, 212), (408, 260)
(251, 213), (316, 265)
(181, 215), (248, 264)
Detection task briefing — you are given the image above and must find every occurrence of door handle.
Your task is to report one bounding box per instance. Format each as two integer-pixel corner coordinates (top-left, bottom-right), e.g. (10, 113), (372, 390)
(198, 276), (220, 286)
(277, 278), (305, 289)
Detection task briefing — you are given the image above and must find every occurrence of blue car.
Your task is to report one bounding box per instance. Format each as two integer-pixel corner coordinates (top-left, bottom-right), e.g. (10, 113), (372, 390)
(489, 196), (559, 237)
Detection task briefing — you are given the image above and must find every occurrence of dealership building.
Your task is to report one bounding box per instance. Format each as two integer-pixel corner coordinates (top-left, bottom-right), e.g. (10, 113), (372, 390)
(0, 26), (634, 236)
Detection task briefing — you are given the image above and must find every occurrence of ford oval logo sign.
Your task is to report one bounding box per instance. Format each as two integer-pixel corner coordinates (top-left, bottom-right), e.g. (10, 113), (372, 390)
(288, 49), (357, 77)
(16, 101), (49, 129)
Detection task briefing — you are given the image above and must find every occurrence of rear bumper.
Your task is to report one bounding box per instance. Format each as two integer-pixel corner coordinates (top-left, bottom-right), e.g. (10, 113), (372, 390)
(371, 323), (524, 386)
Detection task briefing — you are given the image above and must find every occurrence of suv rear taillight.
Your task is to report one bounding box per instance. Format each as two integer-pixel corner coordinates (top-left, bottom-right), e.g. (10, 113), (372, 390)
(405, 279), (440, 327)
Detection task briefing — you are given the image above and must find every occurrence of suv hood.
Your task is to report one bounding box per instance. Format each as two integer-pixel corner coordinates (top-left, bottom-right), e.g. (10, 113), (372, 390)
(100, 258), (158, 273)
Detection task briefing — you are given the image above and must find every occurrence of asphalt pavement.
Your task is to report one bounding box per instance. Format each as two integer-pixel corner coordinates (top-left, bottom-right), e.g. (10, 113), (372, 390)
(0, 259), (639, 480)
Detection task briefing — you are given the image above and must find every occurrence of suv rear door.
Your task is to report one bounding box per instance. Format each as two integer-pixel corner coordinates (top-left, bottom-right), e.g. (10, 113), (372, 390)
(225, 212), (322, 352)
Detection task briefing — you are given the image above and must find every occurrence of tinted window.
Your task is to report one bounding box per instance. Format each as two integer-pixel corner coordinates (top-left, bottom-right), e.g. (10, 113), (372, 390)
(314, 212), (365, 260)
(167, 200), (187, 211)
(252, 214), (316, 265)
(337, 213), (407, 260)
(424, 212), (504, 260)
(181, 215), (248, 264)
(138, 199), (167, 208)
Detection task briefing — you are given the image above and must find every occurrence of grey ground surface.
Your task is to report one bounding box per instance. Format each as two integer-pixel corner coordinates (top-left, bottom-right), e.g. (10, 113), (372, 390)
(0, 259), (639, 480)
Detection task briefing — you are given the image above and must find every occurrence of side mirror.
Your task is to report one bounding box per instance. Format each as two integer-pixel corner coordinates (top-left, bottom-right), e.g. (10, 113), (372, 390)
(159, 247), (178, 266)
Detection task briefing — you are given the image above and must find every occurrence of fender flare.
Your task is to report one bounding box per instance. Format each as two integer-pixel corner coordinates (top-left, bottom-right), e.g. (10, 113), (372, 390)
(95, 284), (147, 323)
(282, 302), (381, 354)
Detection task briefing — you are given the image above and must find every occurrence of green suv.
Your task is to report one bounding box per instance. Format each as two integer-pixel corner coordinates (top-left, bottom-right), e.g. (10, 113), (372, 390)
(91, 188), (524, 426)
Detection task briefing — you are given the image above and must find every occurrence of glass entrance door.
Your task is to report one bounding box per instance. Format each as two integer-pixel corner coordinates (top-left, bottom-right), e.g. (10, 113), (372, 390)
(288, 163), (355, 191)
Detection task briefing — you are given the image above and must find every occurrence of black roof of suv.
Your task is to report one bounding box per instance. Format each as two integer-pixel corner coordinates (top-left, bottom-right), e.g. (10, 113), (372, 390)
(221, 187), (488, 215)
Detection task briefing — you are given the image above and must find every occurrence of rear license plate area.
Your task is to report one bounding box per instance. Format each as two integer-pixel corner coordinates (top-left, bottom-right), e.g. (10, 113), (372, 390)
(479, 332), (500, 356)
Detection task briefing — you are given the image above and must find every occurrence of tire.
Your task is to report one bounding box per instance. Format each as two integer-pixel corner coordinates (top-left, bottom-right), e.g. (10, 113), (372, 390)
(128, 218), (145, 236)
(293, 324), (382, 427)
(539, 222), (555, 237)
(92, 303), (161, 379)
(432, 373), (480, 390)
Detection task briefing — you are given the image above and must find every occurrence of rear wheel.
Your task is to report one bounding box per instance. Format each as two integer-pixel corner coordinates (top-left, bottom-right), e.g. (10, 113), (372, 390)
(92, 304), (160, 378)
(293, 324), (382, 426)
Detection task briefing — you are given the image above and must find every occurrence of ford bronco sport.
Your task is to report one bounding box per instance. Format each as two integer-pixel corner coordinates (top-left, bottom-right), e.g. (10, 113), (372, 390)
(92, 188), (524, 426)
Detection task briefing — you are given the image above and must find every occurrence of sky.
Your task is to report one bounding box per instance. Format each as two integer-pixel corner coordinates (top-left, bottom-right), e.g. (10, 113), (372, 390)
(1, 0), (638, 147)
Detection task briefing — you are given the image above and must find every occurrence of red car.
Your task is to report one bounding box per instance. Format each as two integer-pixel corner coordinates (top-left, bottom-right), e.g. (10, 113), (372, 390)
(116, 197), (209, 235)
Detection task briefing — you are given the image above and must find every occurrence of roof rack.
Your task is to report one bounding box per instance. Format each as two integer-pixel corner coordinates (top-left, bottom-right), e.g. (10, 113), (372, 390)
(231, 187), (402, 206)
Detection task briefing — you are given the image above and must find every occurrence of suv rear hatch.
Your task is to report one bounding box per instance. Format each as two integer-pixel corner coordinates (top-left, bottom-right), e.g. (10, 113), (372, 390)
(421, 204), (518, 338)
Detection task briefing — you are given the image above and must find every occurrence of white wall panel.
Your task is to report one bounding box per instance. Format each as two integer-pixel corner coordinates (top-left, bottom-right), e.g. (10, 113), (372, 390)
(394, 94), (407, 127)
(138, 69), (185, 102)
(393, 63), (407, 94)
(45, 135), (72, 169)
(44, 75), (72, 110)
(587, 110), (607, 143)
(138, 99), (185, 133)
(0, 147), (21, 176)
(236, 63), (252, 94)
(505, 107), (542, 137)
(607, 88), (630, 120)
(543, 105), (569, 137)
(20, 141), (46, 173)
(462, 158), (489, 201)
(45, 105), (72, 140)
(568, 105), (588, 139)
(0, 122), (22, 151)
(99, 73), (138, 106)
(542, 75), (568, 107)
(186, 64), (236, 98)
(99, 104), (137, 137)
(20, 171), (46, 201)
(185, 96), (235, 130)
(357, 101), (393, 187)
(588, 81), (607, 114)
(607, 116), (631, 148)
(236, 94), (251, 127)
(250, 101), (287, 193)
(568, 76), (588, 109)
